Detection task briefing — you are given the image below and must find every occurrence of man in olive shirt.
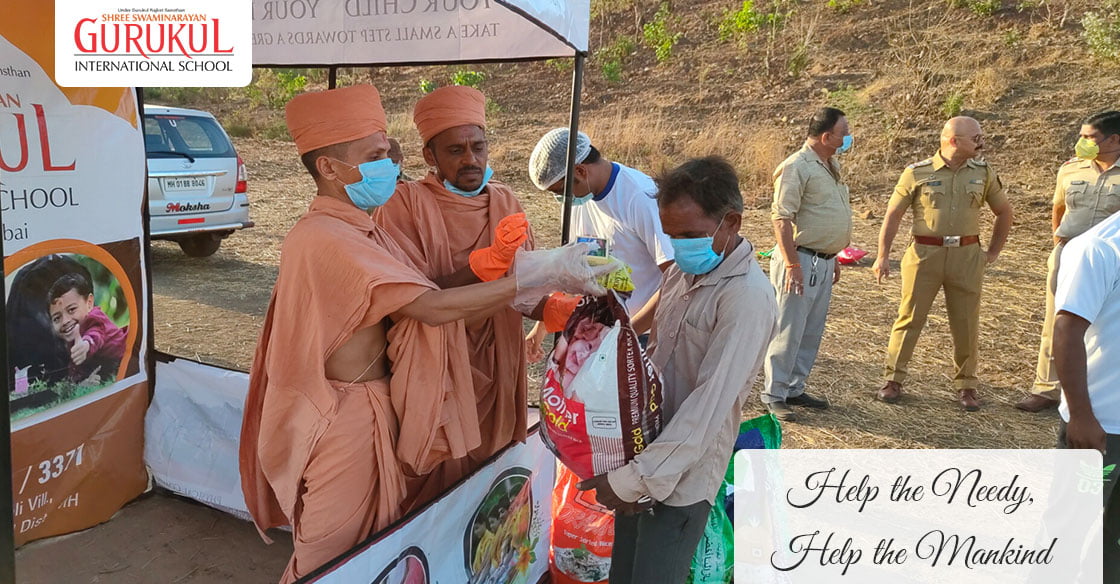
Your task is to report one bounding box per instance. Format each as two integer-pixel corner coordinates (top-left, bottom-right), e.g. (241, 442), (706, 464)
(576, 157), (777, 584)
(874, 116), (1013, 411)
(1018, 110), (1120, 413)
(763, 107), (853, 421)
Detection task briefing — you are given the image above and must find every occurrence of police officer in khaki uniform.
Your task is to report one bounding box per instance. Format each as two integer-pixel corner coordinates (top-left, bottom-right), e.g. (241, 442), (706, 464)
(1018, 110), (1120, 413)
(873, 117), (1013, 411)
(763, 107), (853, 421)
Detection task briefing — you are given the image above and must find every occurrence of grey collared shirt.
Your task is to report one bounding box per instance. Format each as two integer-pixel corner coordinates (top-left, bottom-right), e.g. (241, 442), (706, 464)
(607, 239), (778, 506)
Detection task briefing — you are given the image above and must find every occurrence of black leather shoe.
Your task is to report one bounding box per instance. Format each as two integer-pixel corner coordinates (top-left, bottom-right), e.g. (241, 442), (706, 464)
(787, 392), (829, 409)
(766, 401), (797, 422)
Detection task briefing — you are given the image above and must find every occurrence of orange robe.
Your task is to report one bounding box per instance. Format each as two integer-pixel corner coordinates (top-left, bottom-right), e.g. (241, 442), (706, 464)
(374, 173), (534, 466)
(239, 195), (479, 583)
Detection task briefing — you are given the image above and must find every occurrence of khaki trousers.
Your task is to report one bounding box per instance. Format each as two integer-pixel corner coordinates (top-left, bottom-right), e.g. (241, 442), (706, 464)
(1029, 242), (1063, 400)
(883, 243), (985, 390)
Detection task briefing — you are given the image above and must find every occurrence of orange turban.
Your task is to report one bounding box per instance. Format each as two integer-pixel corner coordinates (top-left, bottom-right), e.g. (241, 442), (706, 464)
(285, 85), (388, 155)
(413, 86), (487, 144)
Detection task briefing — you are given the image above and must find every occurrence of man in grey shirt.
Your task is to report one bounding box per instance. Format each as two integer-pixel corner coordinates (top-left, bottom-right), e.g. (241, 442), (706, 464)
(577, 156), (778, 584)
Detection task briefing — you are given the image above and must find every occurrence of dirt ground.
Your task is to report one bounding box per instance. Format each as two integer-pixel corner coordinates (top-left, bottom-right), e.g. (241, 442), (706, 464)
(16, 0), (1117, 580)
(16, 493), (292, 584)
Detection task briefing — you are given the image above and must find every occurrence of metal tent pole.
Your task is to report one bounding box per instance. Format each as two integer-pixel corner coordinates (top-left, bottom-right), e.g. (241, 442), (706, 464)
(559, 52), (586, 245)
(137, 87), (156, 400)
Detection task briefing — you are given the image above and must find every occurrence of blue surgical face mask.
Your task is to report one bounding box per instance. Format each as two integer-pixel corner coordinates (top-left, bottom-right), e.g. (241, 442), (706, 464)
(836, 134), (853, 154)
(671, 216), (728, 275)
(552, 192), (595, 206)
(444, 165), (494, 197)
(332, 158), (399, 210)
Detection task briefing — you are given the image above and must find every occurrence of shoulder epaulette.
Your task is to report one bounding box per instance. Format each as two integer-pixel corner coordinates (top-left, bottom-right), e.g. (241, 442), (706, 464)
(1062, 157), (1082, 166)
(907, 159), (932, 169)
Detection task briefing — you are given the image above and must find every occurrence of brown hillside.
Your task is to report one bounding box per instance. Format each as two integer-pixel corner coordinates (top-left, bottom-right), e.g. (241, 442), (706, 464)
(148, 0), (1120, 450)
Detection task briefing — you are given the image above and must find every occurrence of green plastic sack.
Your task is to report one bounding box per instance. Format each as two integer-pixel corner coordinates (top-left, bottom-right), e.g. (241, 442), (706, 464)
(686, 414), (782, 584)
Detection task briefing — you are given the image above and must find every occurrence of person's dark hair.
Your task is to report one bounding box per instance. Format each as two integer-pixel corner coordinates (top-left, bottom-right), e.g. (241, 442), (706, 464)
(47, 272), (93, 305)
(807, 107), (846, 138)
(656, 156), (743, 220)
(299, 142), (351, 180)
(584, 145), (602, 165)
(1085, 111), (1120, 139)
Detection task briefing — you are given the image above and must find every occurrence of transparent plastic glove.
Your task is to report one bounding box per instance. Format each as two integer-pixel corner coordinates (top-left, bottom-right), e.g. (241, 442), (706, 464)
(512, 243), (621, 312)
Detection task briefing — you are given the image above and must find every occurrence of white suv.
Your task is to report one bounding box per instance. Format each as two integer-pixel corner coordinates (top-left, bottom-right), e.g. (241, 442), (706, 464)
(144, 105), (252, 256)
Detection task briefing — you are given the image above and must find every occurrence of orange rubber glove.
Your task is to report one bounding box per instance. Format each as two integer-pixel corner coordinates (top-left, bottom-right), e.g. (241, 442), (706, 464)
(543, 292), (581, 332)
(469, 212), (530, 281)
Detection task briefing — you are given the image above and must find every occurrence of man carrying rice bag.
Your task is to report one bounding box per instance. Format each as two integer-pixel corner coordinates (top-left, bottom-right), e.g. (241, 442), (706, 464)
(577, 156), (778, 584)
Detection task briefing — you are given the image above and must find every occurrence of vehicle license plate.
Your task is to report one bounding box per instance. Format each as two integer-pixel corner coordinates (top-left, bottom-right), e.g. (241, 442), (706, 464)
(163, 177), (208, 191)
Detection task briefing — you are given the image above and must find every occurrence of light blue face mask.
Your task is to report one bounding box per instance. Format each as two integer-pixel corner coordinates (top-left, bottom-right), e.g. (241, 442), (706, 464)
(671, 216), (727, 275)
(836, 134), (854, 154)
(333, 157), (400, 210)
(552, 191), (595, 206)
(444, 165), (494, 197)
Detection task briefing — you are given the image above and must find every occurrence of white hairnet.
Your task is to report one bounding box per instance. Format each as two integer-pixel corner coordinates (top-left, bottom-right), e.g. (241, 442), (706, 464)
(528, 128), (592, 191)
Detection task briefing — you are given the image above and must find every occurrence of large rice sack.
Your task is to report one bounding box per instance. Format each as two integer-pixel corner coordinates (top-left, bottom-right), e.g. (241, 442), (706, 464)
(539, 291), (663, 480)
(549, 463), (613, 584)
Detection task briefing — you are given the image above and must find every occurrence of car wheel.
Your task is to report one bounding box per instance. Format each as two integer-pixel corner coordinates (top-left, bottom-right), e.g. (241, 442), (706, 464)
(178, 234), (223, 257)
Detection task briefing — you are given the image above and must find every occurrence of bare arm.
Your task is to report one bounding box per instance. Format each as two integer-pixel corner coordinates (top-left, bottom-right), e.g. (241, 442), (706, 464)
(872, 198), (908, 283)
(772, 218), (804, 295)
(432, 265), (482, 289)
(630, 289), (660, 336)
(1054, 311), (1105, 452)
(392, 277), (517, 326)
(629, 261), (671, 335)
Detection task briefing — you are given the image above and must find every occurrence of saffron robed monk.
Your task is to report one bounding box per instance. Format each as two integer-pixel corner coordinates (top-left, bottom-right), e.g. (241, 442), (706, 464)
(374, 85), (546, 470)
(238, 84), (613, 583)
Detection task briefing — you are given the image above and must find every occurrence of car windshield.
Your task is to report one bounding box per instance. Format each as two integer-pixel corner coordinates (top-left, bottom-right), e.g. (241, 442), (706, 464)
(144, 114), (234, 159)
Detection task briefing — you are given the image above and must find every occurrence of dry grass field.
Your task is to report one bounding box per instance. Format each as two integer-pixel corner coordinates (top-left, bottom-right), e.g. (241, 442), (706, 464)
(149, 0), (1120, 452)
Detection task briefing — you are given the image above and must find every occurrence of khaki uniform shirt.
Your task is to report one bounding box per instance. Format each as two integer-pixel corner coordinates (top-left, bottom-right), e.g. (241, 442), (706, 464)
(889, 152), (1008, 237)
(1053, 158), (1120, 239)
(771, 144), (853, 255)
(607, 240), (778, 507)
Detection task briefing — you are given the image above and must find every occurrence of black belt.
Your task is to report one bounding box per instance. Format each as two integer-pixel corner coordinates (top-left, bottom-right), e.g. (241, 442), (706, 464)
(796, 246), (837, 260)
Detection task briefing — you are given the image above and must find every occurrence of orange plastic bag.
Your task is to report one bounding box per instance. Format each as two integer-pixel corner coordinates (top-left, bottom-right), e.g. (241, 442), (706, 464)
(549, 463), (613, 584)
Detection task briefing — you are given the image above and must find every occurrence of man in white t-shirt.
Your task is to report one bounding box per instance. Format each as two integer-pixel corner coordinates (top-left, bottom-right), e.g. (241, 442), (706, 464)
(525, 128), (674, 357)
(1053, 209), (1120, 580)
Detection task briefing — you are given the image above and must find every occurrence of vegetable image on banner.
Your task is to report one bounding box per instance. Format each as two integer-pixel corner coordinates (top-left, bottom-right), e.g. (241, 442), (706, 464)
(465, 467), (536, 584)
(2, 0), (149, 546)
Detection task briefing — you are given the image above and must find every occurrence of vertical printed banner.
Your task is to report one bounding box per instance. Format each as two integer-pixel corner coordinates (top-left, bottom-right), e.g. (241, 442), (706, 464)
(1, 0), (149, 545)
